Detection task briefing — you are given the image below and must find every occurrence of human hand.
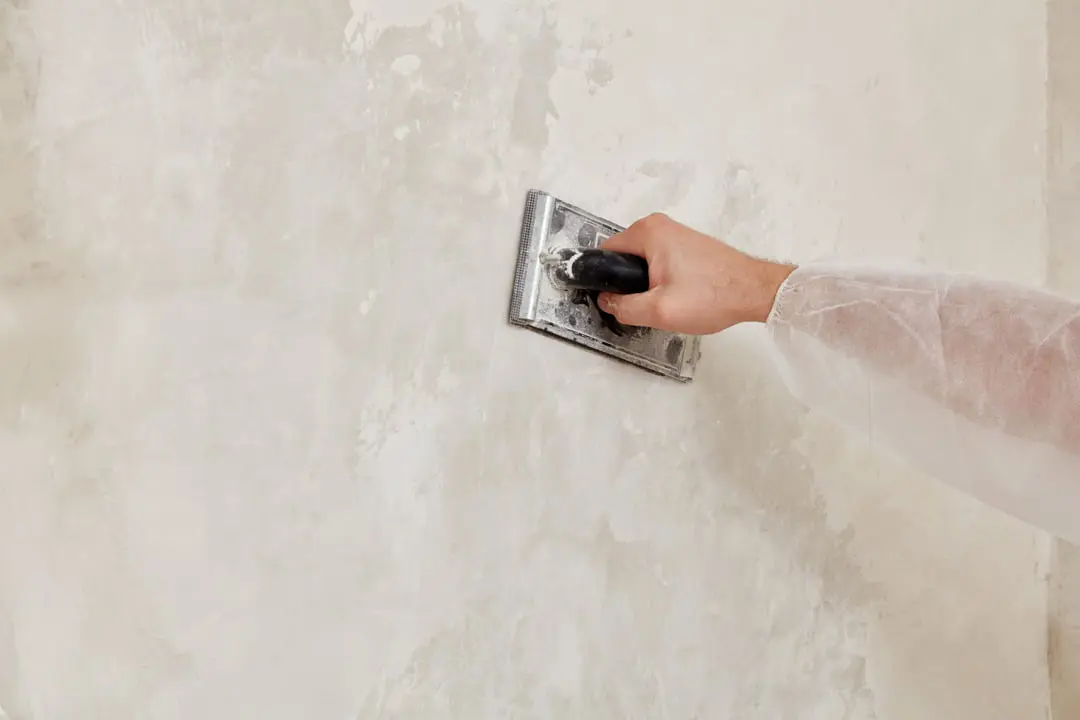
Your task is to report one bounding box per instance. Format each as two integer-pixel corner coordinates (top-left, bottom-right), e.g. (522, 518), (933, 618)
(597, 213), (795, 335)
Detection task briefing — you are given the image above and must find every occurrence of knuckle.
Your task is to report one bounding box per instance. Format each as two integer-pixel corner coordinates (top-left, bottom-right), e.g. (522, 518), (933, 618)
(643, 212), (669, 229)
(633, 212), (669, 233)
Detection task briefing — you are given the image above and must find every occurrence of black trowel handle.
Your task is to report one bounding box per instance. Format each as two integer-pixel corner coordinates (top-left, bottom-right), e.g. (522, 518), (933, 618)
(561, 249), (650, 294)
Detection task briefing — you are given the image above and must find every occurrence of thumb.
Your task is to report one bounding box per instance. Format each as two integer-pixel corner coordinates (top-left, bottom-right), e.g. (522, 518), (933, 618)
(598, 289), (663, 328)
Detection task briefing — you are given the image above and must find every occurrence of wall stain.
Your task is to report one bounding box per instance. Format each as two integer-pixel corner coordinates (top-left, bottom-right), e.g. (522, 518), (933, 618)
(586, 57), (614, 94)
(510, 14), (560, 149)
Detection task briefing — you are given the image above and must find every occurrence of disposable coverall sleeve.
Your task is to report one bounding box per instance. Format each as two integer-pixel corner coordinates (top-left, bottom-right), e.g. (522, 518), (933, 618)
(766, 265), (1080, 545)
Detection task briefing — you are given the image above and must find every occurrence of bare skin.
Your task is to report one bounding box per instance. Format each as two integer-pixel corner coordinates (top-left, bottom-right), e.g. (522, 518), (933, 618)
(597, 213), (795, 334)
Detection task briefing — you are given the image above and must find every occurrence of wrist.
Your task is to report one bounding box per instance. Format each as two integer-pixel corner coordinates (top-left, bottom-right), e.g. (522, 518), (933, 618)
(749, 261), (796, 324)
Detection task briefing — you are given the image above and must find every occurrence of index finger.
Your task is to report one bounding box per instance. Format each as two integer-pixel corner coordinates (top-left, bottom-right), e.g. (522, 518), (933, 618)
(600, 224), (648, 256)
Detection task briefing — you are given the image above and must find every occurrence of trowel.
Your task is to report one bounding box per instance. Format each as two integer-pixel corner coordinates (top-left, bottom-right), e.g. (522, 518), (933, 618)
(508, 189), (701, 382)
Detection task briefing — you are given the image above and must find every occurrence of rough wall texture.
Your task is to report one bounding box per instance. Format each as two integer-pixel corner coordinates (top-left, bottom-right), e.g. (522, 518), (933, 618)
(0, 1), (1056, 718)
(1049, 0), (1080, 717)
(1049, 0), (1080, 294)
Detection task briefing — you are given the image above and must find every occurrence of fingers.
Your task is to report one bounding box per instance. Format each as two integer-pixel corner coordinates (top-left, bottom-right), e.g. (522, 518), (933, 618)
(600, 218), (655, 256)
(599, 230), (646, 256)
(596, 213), (673, 328)
(598, 289), (665, 329)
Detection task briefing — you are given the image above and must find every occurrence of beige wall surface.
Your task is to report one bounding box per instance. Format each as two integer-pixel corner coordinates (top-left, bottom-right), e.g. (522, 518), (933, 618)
(1049, 1), (1080, 717)
(0, 1), (1062, 718)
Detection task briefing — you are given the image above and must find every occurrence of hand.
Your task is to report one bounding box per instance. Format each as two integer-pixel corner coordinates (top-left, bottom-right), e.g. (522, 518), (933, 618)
(597, 213), (795, 335)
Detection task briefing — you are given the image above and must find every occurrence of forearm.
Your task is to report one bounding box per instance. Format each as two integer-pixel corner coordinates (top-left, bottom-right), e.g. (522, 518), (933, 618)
(767, 265), (1080, 452)
(763, 264), (1080, 542)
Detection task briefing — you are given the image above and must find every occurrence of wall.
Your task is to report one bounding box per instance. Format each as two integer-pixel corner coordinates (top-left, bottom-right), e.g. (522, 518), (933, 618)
(0, 1), (1055, 718)
(1049, 0), (1080, 716)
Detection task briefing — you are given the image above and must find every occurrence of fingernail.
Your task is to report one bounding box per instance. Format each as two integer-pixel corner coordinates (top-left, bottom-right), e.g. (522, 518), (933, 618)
(599, 295), (615, 312)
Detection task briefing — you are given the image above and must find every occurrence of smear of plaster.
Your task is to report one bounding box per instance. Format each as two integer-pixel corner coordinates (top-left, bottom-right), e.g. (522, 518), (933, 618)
(586, 57), (614, 94)
(344, 0), (447, 54)
(344, 3), (507, 208)
(343, 2), (368, 53)
(359, 291), (380, 316)
(391, 54), (422, 75)
(428, 12), (447, 47)
(510, 16), (560, 149)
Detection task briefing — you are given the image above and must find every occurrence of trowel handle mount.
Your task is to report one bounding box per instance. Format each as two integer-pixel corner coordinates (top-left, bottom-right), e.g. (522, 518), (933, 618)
(547, 249), (650, 295)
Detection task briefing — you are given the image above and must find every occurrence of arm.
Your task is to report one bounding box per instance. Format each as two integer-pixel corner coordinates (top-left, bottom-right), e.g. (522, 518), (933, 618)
(599, 214), (1080, 543)
(768, 266), (1080, 454)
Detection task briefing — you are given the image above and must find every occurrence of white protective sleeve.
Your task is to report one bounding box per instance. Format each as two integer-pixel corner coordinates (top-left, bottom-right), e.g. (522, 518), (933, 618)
(766, 265), (1080, 545)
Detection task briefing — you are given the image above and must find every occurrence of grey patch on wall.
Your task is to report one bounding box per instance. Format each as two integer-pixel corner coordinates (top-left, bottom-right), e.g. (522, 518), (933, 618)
(586, 57), (614, 94)
(510, 15), (560, 149)
(576, 25), (615, 96)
